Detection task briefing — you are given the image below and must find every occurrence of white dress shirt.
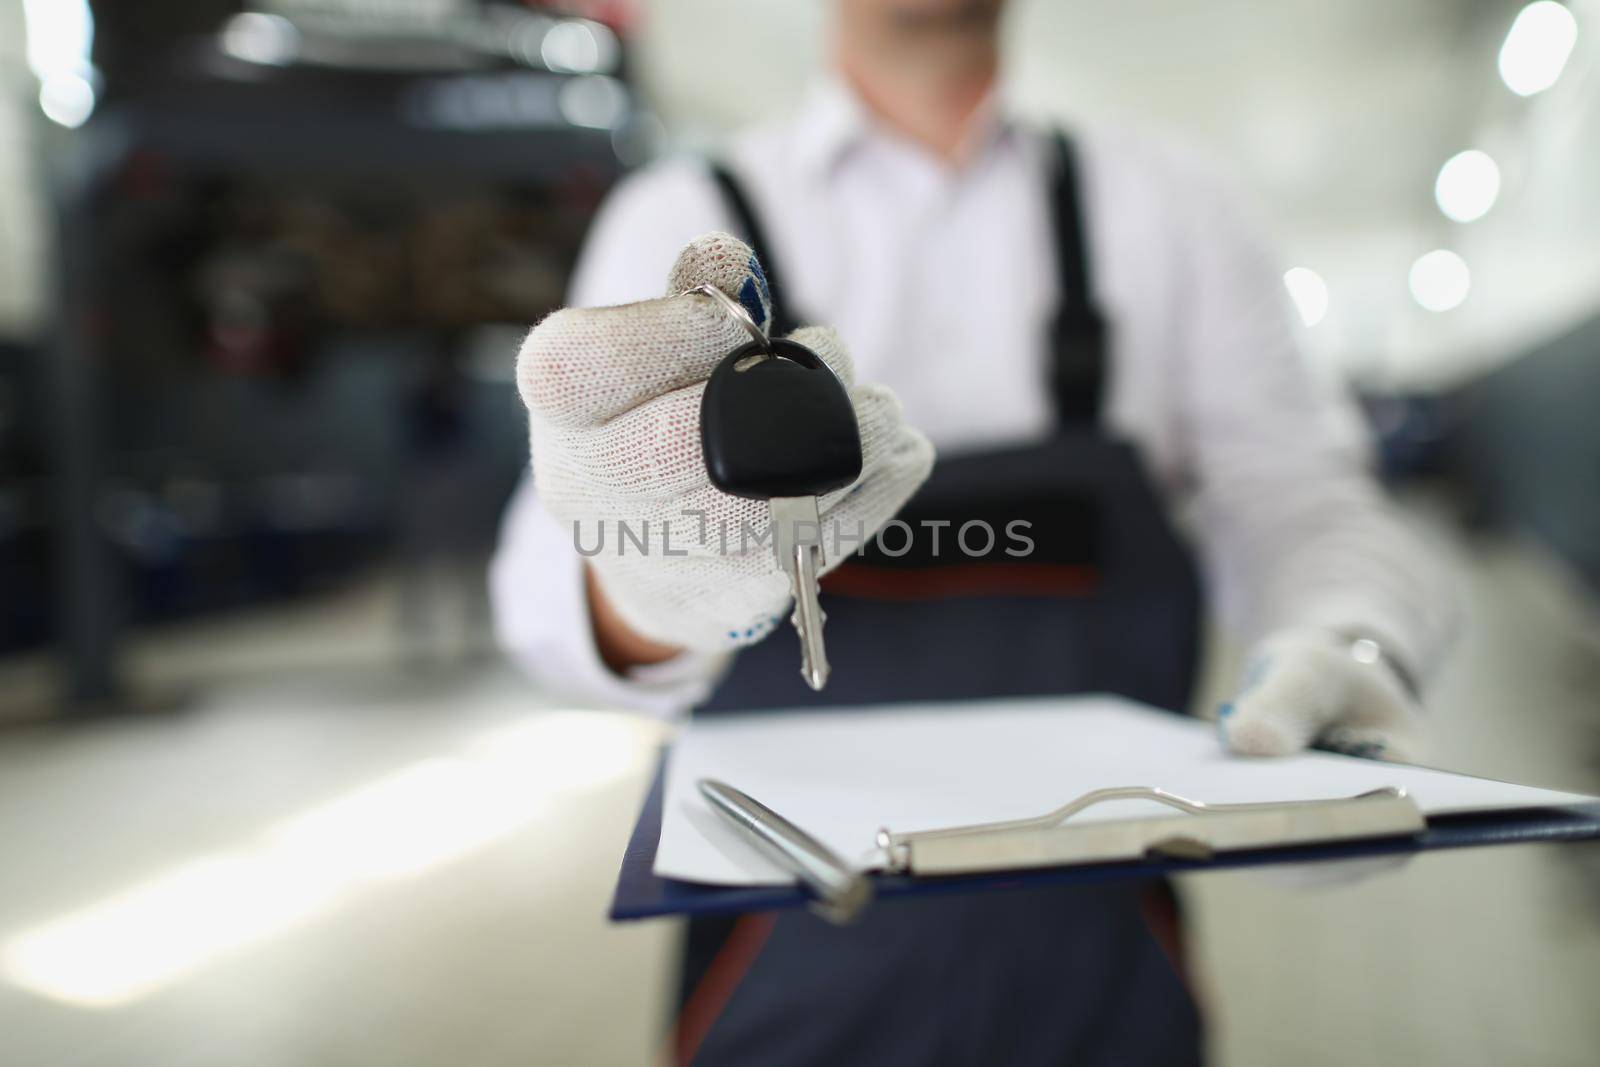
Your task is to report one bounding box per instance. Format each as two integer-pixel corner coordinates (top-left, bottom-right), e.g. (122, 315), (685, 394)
(490, 80), (1456, 717)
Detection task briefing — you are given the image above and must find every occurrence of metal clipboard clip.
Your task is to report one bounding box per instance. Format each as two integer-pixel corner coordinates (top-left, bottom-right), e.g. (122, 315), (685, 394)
(876, 786), (1426, 877)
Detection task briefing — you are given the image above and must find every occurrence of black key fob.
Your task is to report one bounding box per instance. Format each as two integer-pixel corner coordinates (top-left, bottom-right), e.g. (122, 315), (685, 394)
(700, 339), (864, 500)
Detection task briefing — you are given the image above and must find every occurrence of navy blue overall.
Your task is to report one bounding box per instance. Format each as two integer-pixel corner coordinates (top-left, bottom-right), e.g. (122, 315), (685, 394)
(676, 134), (1205, 1066)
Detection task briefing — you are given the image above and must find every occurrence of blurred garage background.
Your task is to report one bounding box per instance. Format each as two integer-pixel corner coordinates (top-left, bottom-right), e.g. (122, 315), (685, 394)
(0, 1), (1597, 1064)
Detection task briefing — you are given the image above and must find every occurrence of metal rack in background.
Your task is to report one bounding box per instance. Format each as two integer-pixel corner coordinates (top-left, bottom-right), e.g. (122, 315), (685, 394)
(50, 3), (648, 707)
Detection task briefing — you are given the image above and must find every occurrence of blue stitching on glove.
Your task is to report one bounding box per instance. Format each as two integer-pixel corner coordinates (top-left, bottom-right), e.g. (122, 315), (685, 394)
(1215, 702), (1234, 744)
(739, 255), (773, 328)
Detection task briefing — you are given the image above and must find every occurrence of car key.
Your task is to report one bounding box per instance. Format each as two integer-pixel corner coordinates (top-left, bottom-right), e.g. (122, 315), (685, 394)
(693, 288), (863, 689)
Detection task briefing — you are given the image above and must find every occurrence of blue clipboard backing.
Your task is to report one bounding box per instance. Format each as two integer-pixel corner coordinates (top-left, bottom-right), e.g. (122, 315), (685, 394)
(610, 749), (1600, 922)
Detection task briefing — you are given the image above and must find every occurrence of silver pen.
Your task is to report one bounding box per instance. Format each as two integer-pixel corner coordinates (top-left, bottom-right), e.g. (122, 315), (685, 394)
(698, 779), (872, 924)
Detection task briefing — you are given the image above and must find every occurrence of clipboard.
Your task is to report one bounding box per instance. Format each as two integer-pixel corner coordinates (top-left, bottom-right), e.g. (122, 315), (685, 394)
(610, 749), (1600, 923)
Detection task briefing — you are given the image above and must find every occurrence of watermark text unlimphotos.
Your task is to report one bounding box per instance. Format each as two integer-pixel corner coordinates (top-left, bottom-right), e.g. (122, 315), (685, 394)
(571, 511), (1035, 559)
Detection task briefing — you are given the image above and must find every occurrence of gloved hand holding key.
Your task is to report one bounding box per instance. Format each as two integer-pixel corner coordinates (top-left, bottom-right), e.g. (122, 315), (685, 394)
(516, 233), (934, 665)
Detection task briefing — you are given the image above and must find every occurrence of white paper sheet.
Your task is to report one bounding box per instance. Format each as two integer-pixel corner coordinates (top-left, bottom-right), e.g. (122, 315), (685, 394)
(654, 695), (1597, 885)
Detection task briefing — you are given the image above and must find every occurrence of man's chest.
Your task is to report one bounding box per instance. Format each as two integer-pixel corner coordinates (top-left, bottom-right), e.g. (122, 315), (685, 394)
(765, 164), (1180, 465)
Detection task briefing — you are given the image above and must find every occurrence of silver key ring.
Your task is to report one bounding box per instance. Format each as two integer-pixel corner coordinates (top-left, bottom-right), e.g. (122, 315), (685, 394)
(682, 283), (775, 357)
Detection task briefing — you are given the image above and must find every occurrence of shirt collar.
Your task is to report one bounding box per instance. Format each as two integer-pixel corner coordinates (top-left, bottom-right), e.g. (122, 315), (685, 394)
(791, 75), (1020, 181)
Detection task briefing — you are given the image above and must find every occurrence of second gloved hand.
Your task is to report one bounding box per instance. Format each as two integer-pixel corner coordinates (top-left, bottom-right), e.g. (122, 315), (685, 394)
(1217, 627), (1427, 763)
(517, 233), (934, 654)
(1216, 628), (1429, 888)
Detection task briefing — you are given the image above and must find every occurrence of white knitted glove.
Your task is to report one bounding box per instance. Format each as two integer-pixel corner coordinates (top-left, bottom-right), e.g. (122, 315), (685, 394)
(1217, 628), (1428, 888)
(517, 233), (934, 653)
(1217, 627), (1428, 763)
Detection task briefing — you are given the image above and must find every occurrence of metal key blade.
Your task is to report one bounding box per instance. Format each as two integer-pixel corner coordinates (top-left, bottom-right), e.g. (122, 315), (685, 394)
(770, 496), (830, 690)
(790, 543), (829, 689)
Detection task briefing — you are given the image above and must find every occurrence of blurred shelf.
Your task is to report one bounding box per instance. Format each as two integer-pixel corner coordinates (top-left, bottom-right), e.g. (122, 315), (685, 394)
(48, 51), (641, 708)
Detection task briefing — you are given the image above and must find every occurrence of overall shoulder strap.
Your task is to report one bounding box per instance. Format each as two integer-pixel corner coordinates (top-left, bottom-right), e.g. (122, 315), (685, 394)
(708, 138), (1106, 422)
(705, 162), (802, 337)
(1046, 131), (1109, 425)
